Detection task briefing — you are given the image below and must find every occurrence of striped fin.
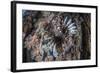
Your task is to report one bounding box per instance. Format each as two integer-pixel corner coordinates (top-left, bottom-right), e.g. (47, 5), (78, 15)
(68, 26), (76, 31)
(68, 23), (75, 29)
(65, 18), (72, 27)
(69, 30), (77, 34)
(64, 16), (68, 25)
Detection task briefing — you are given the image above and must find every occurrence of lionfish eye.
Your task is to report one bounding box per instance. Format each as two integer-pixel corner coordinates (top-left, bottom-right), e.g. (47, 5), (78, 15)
(57, 26), (60, 30)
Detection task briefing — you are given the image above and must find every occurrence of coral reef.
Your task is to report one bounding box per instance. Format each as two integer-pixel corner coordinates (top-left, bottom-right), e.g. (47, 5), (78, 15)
(22, 10), (91, 62)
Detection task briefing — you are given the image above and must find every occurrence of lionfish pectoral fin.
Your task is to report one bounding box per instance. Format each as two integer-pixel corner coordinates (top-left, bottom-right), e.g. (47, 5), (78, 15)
(68, 23), (75, 29)
(65, 18), (72, 27)
(64, 16), (68, 25)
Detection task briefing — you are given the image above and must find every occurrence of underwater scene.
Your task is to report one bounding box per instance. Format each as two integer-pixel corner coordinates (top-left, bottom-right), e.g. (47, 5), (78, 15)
(22, 10), (91, 62)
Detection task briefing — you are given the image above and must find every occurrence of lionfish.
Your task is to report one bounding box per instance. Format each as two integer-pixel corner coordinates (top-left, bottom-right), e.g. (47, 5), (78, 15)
(39, 15), (78, 61)
(23, 12), (78, 61)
